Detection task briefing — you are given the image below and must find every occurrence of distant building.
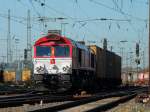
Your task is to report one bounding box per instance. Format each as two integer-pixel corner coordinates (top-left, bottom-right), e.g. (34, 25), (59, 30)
(122, 69), (149, 86)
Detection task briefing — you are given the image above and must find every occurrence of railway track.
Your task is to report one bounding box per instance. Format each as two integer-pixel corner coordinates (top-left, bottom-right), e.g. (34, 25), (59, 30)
(61, 93), (137, 112)
(0, 91), (73, 108)
(28, 87), (146, 112)
(0, 86), (147, 111)
(28, 93), (134, 112)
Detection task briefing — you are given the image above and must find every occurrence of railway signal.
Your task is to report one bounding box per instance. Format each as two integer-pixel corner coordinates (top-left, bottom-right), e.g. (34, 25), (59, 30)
(24, 49), (27, 60)
(135, 58), (140, 65)
(136, 43), (139, 57)
(103, 38), (107, 50)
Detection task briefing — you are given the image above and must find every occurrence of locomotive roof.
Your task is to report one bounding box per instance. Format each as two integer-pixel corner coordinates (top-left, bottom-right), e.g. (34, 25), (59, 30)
(34, 34), (89, 51)
(68, 38), (89, 51)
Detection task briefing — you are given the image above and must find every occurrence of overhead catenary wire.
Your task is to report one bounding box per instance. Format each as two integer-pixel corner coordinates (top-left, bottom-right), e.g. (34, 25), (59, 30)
(15, 0), (149, 30)
(67, 0), (148, 41)
(34, 0), (74, 20)
(130, 0), (148, 5)
(111, 0), (138, 32)
(34, 0), (101, 39)
(6, 0), (148, 39)
(75, 18), (131, 23)
(34, 0), (133, 39)
(66, 0), (100, 39)
(88, 0), (147, 35)
(89, 0), (147, 22)
(16, 0), (30, 10)
(28, 0), (41, 17)
(0, 12), (42, 33)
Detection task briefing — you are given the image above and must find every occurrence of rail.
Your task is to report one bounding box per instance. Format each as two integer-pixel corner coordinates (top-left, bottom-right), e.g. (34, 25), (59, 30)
(85, 93), (137, 112)
(0, 86), (147, 111)
(29, 87), (146, 112)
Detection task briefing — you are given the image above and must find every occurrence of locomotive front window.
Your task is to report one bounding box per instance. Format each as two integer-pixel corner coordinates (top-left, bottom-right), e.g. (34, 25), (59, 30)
(36, 46), (51, 57)
(55, 46), (69, 57)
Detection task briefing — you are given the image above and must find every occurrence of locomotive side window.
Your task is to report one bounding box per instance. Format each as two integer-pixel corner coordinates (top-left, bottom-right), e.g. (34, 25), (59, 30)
(36, 46), (51, 57)
(78, 49), (82, 66)
(91, 54), (95, 68)
(54, 46), (70, 57)
(73, 47), (76, 57)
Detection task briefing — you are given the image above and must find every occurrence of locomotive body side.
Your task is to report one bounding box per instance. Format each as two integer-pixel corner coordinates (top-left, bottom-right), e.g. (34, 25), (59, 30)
(71, 41), (96, 89)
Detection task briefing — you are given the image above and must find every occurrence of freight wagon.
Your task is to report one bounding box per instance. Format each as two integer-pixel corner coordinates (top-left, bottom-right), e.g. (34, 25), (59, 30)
(0, 69), (31, 83)
(89, 45), (121, 87)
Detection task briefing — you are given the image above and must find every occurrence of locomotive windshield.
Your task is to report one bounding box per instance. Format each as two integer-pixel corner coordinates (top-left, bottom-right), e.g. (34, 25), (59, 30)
(55, 46), (69, 57)
(36, 46), (51, 57)
(36, 45), (70, 57)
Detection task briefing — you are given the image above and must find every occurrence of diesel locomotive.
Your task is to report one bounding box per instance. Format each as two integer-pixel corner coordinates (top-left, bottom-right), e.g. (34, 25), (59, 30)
(33, 33), (121, 91)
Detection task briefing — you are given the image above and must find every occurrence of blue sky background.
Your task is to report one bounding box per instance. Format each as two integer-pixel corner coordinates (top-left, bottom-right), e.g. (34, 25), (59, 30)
(0, 0), (148, 68)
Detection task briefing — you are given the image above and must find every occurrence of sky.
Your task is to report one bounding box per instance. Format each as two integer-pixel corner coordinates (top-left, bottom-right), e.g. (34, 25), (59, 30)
(0, 0), (149, 68)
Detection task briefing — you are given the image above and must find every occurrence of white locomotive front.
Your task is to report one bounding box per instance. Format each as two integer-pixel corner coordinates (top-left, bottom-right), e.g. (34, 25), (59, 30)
(33, 34), (73, 90)
(34, 46), (72, 75)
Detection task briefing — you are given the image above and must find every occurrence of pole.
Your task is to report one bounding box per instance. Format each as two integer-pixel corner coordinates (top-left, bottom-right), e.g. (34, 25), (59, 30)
(7, 9), (11, 63)
(27, 10), (31, 61)
(148, 0), (150, 92)
(130, 52), (133, 75)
